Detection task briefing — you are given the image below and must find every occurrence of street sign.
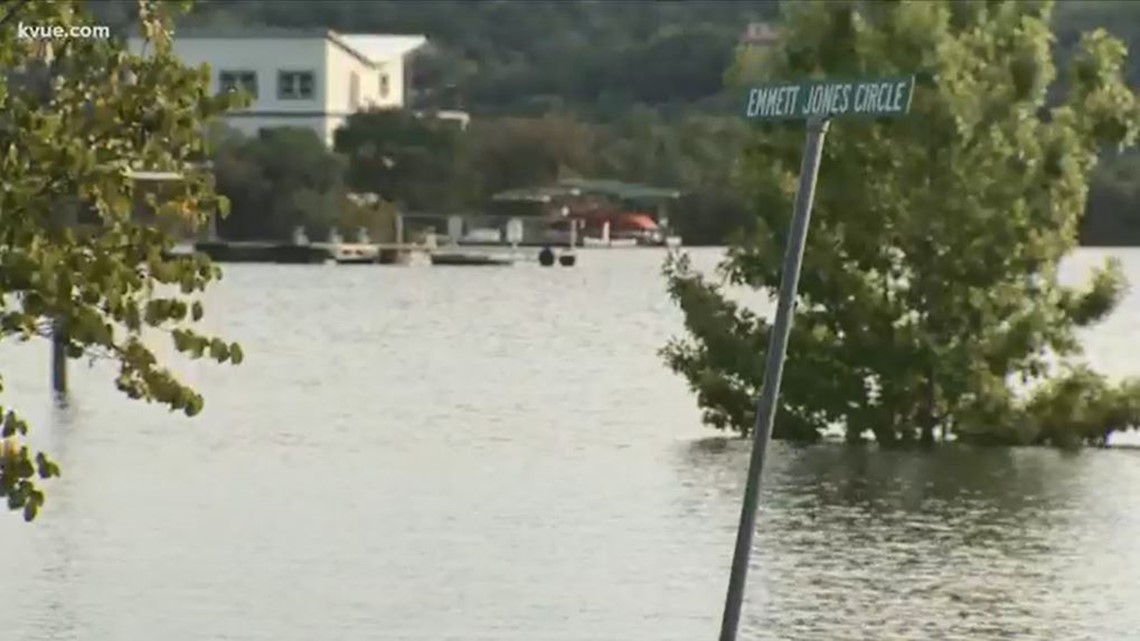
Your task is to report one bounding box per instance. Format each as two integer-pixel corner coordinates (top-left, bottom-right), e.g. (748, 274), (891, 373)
(721, 73), (914, 641)
(744, 76), (915, 120)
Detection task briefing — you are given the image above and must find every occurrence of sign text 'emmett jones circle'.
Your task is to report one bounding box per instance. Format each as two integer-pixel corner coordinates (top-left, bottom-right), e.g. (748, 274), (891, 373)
(744, 76), (915, 120)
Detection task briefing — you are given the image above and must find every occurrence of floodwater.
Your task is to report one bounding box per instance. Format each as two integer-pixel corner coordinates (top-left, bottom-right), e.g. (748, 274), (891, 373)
(1, 247), (1139, 640)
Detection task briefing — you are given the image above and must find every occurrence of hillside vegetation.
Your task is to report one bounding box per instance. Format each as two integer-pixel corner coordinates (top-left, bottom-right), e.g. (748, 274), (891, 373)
(90, 0), (1140, 245)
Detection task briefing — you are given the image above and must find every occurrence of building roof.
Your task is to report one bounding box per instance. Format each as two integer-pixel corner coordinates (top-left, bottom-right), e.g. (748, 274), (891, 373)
(337, 34), (427, 63)
(557, 179), (682, 201)
(137, 28), (428, 69)
(491, 179), (683, 204)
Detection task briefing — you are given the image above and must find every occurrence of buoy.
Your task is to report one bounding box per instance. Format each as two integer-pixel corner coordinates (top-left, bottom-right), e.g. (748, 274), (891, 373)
(538, 246), (555, 267)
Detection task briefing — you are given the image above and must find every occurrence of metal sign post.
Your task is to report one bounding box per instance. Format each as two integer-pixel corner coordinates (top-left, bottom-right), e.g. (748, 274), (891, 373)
(718, 75), (915, 641)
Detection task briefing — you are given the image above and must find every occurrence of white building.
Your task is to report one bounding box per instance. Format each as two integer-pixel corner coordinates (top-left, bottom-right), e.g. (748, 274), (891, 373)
(127, 28), (428, 146)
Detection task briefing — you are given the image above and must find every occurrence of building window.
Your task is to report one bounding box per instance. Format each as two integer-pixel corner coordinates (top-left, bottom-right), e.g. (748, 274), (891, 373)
(219, 70), (258, 98)
(349, 71), (360, 110)
(278, 70), (315, 100)
(379, 73), (390, 98)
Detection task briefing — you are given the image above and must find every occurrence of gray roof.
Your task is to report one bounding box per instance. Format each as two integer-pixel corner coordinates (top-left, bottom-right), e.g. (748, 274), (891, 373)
(130, 28), (427, 69)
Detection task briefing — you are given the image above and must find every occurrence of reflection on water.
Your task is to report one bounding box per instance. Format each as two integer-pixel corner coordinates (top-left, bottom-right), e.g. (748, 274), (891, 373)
(1, 248), (1139, 640)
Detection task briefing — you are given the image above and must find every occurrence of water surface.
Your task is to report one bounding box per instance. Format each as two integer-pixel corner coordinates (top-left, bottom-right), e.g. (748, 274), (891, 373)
(1, 248), (1139, 640)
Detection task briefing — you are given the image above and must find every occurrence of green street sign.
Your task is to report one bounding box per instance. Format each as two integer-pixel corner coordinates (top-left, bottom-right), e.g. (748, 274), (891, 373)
(744, 76), (915, 120)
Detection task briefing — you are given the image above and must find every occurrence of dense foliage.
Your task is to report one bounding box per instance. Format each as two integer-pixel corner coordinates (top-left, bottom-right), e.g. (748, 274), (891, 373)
(80, 0), (1139, 245)
(212, 126), (347, 240)
(1082, 151), (1140, 244)
(662, 0), (1140, 448)
(0, 0), (242, 520)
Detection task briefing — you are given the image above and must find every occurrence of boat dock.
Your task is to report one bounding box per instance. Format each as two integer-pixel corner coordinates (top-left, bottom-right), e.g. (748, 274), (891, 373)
(179, 241), (434, 264)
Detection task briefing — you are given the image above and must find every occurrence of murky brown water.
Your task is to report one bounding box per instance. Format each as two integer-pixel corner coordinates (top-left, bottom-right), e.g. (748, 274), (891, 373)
(2, 248), (1139, 640)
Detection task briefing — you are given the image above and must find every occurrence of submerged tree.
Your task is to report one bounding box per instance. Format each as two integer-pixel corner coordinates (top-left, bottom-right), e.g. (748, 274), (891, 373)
(0, 0), (243, 520)
(662, 0), (1140, 447)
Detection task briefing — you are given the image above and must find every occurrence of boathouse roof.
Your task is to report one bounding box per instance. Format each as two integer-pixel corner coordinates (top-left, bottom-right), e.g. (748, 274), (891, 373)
(491, 179), (681, 204)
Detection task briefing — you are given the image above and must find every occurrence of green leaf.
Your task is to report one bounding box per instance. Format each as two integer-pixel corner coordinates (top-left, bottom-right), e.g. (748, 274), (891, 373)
(208, 339), (229, 362)
(183, 394), (204, 417)
(34, 453), (60, 479)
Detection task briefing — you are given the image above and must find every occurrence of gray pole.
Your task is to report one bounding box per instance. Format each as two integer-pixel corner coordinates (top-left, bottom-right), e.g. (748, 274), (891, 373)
(718, 117), (830, 641)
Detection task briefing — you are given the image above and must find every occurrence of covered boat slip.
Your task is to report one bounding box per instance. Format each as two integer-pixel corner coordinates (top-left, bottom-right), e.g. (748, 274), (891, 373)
(480, 178), (683, 247)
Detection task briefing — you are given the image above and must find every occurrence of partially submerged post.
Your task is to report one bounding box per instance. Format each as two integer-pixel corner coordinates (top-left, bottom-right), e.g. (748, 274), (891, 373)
(47, 205), (76, 401)
(48, 170), (187, 402)
(719, 75), (915, 641)
(50, 318), (67, 398)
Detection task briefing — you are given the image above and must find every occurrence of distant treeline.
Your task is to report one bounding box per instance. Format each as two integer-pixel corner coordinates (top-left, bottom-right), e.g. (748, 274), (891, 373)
(90, 0), (1140, 245)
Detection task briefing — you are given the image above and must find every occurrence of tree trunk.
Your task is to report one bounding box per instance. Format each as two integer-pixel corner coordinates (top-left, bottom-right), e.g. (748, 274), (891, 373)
(872, 412), (898, 446)
(920, 363), (937, 446)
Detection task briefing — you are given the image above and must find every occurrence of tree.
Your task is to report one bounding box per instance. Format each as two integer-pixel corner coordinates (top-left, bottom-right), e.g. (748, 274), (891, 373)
(334, 109), (468, 213)
(662, 0), (1140, 448)
(214, 126), (348, 240)
(1082, 151), (1140, 244)
(0, 0), (243, 521)
(462, 114), (598, 198)
(595, 109), (756, 244)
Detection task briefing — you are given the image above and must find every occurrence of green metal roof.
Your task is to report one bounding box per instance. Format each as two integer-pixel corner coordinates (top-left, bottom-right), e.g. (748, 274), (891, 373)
(491, 179), (682, 203)
(555, 178), (681, 201)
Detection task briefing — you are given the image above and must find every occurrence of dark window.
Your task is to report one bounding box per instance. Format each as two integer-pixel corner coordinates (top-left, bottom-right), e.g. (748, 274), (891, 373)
(278, 70), (315, 100)
(219, 70), (258, 98)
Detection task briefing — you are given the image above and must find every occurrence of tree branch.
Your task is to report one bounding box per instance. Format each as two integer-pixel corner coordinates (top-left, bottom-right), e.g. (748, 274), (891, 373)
(0, 0), (32, 31)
